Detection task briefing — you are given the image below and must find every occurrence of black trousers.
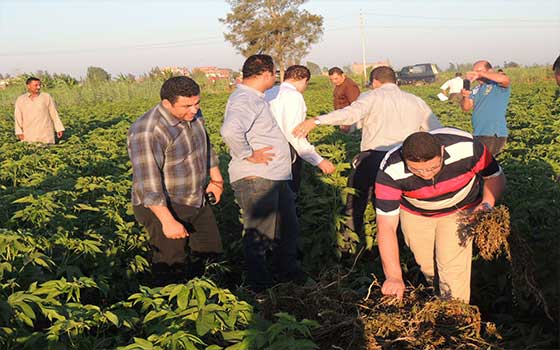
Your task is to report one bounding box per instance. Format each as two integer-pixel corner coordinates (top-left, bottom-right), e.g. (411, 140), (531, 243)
(342, 150), (388, 236)
(133, 203), (222, 286)
(288, 145), (303, 195)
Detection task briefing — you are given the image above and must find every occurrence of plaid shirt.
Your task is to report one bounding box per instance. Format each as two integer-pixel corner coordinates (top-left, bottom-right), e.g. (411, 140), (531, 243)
(127, 103), (218, 208)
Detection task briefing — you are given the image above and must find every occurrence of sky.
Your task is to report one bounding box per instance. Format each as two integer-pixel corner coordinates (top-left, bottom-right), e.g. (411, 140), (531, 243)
(0, 0), (558, 78)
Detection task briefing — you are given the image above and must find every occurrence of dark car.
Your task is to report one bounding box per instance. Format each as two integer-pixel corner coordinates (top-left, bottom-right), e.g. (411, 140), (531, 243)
(396, 63), (439, 85)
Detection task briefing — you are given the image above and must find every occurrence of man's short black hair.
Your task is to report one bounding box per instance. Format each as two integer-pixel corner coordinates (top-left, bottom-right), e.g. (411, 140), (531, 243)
(160, 76), (200, 104)
(328, 67), (344, 76)
(284, 65), (311, 81)
(26, 77), (40, 85)
(455, 72), (462, 77)
(401, 132), (442, 162)
(370, 66), (396, 84)
(242, 54), (274, 79)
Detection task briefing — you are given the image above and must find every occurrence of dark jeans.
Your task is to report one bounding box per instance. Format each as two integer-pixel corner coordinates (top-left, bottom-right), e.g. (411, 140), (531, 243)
(474, 135), (507, 156)
(342, 150), (388, 238)
(231, 178), (300, 291)
(289, 152), (303, 195)
(133, 203), (222, 285)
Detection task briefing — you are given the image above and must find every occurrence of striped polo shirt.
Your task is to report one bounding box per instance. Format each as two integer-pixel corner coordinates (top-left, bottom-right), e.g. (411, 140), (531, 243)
(375, 127), (502, 217)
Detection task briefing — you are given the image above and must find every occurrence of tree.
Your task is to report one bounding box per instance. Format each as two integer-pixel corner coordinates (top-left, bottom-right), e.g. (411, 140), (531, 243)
(503, 61), (520, 68)
(52, 73), (78, 87)
(306, 61), (321, 75)
(86, 66), (111, 83)
(220, 0), (323, 81)
(115, 73), (136, 83)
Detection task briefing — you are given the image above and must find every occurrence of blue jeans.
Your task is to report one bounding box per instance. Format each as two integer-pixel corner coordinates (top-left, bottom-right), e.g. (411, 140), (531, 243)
(231, 178), (300, 291)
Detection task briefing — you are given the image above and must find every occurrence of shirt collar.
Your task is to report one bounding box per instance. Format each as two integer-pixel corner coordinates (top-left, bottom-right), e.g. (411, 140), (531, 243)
(237, 83), (265, 98)
(157, 103), (184, 127)
(379, 83), (398, 90)
(280, 81), (297, 91)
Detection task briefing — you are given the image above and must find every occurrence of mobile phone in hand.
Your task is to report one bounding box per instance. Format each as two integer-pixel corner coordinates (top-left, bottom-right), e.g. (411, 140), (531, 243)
(463, 79), (471, 90)
(206, 192), (217, 205)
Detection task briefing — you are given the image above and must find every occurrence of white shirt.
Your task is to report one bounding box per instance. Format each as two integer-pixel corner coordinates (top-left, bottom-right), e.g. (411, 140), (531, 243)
(318, 83), (442, 152)
(265, 82), (323, 166)
(14, 92), (64, 144)
(440, 76), (463, 94)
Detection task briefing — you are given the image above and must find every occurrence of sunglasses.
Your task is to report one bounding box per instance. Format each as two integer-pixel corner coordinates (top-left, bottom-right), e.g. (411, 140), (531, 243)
(406, 157), (443, 175)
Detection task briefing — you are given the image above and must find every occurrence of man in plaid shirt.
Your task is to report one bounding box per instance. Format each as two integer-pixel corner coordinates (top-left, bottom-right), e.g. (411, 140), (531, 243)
(127, 76), (224, 286)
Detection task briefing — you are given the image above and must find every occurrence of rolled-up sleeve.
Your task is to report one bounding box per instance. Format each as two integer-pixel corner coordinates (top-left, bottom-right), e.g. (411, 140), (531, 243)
(198, 116), (219, 169)
(127, 127), (166, 206)
(209, 143), (219, 168)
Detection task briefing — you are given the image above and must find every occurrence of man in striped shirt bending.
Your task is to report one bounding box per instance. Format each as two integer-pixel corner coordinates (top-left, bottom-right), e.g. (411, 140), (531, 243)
(374, 127), (506, 302)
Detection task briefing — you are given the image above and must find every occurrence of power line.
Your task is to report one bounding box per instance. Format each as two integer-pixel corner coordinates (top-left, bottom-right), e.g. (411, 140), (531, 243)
(362, 11), (559, 24)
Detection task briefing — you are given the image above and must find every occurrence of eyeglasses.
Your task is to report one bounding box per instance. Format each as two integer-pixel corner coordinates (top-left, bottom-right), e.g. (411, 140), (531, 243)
(406, 158), (443, 175)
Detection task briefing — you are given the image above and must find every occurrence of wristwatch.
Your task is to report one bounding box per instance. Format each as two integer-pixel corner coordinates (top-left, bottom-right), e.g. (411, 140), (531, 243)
(314, 118), (321, 125)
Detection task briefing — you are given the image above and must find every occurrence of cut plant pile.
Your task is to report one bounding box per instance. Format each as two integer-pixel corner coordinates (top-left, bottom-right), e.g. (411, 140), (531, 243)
(256, 275), (502, 350)
(459, 205), (553, 321)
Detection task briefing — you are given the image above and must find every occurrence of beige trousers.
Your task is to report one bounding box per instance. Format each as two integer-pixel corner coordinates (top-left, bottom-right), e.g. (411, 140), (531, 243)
(400, 209), (473, 302)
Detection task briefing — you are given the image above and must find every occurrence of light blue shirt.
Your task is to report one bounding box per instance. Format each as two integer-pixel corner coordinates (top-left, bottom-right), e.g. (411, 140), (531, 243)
(221, 84), (292, 183)
(469, 81), (511, 137)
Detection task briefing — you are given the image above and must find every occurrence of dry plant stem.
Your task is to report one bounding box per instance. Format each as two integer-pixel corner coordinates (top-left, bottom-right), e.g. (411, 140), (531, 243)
(459, 205), (553, 321)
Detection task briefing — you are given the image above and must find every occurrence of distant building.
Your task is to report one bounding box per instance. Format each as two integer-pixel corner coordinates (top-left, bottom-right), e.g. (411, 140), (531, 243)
(0, 79), (9, 90)
(351, 60), (392, 75)
(192, 66), (233, 82)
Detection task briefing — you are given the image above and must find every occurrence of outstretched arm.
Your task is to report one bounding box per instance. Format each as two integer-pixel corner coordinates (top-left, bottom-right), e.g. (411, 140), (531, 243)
(377, 214), (405, 299)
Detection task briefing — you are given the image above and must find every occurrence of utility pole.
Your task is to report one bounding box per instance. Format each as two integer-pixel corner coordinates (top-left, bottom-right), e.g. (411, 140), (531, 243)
(360, 9), (367, 86)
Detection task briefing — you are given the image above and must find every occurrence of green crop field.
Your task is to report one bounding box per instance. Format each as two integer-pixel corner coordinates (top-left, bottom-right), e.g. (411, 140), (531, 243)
(0, 71), (558, 349)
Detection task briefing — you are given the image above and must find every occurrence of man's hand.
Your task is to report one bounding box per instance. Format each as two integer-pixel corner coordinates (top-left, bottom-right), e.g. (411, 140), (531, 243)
(339, 125), (351, 134)
(318, 159), (335, 174)
(161, 218), (189, 239)
(206, 181), (223, 204)
(57, 131), (64, 139)
(246, 146), (275, 165)
(16, 134), (24, 141)
(473, 201), (493, 212)
(381, 277), (405, 300)
(460, 89), (474, 111)
(466, 71), (480, 81)
(292, 118), (318, 138)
